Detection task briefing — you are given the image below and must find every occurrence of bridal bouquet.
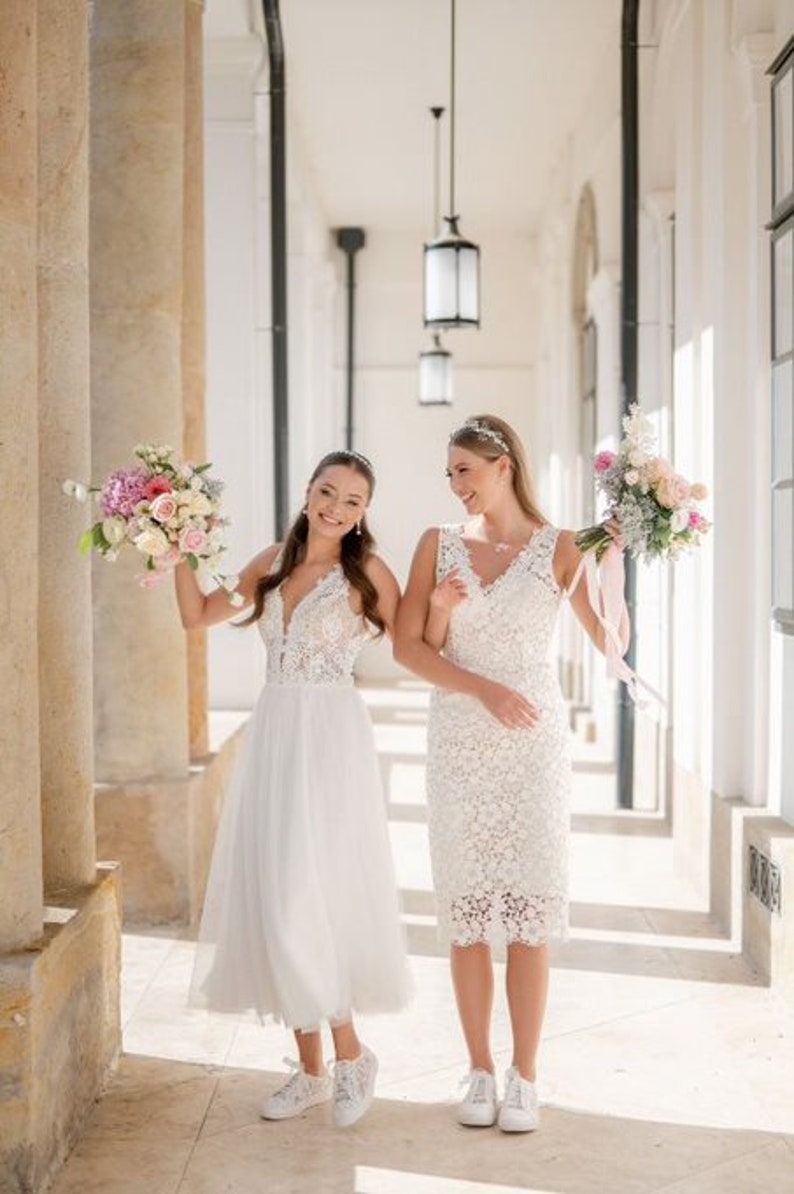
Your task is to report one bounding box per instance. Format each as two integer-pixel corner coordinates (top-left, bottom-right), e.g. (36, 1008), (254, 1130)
(63, 443), (244, 604)
(575, 405), (711, 562)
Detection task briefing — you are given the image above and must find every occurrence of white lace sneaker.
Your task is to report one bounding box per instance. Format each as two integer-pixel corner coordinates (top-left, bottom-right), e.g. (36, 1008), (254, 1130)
(260, 1058), (333, 1121)
(457, 1068), (498, 1127)
(332, 1045), (378, 1128)
(497, 1066), (539, 1132)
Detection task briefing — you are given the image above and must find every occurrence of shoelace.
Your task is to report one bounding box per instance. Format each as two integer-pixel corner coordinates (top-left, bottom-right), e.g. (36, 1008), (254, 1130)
(460, 1072), (492, 1104)
(333, 1058), (362, 1104)
(274, 1057), (308, 1104)
(504, 1072), (530, 1110)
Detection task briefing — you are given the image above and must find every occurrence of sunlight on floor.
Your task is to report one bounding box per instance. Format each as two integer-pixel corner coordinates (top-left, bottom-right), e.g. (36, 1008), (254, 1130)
(355, 1169), (556, 1194)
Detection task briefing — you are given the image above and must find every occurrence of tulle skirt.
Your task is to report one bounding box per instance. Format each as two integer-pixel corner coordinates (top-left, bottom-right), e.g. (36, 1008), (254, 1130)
(189, 683), (410, 1030)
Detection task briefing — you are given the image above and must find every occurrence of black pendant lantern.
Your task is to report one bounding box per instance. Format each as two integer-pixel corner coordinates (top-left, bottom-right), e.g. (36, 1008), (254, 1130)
(423, 0), (481, 330)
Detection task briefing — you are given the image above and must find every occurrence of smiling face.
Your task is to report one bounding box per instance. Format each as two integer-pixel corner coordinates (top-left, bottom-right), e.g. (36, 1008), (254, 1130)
(446, 446), (511, 516)
(305, 464), (370, 541)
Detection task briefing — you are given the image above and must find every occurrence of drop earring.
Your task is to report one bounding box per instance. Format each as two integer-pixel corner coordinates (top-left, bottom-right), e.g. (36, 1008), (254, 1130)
(355, 522), (362, 537)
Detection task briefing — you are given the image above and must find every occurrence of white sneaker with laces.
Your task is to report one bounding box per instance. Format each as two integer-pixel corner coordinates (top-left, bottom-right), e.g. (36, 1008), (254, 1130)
(260, 1057), (333, 1121)
(497, 1066), (539, 1132)
(332, 1045), (379, 1128)
(457, 1068), (498, 1127)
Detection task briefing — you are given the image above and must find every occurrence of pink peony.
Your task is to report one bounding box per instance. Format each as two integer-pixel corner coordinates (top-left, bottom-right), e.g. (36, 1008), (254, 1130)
(179, 527), (208, 555)
(656, 473), (692, 510)
(101, 468), (149, 518)
(594, 450), (617, 474)
(144, 476), (173, 500)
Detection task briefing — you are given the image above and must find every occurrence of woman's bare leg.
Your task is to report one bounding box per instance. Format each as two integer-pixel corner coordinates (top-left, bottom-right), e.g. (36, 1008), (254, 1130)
(451, 943), (495, 1072)
(505, 942), (549, 1081)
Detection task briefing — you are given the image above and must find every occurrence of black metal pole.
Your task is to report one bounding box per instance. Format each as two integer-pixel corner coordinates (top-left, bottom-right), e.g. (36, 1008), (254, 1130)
(262, 0), (289, 538)
(336, 227), (366, 450)
(618, 0), (640, 809)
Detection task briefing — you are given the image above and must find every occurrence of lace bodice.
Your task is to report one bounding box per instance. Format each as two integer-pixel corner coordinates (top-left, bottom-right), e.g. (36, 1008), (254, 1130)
(437, 522), (562, 690)
(257, 565), (370, 685)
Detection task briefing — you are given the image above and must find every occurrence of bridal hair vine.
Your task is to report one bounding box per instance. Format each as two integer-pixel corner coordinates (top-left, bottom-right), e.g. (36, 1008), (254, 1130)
(454, 419), (511, 455)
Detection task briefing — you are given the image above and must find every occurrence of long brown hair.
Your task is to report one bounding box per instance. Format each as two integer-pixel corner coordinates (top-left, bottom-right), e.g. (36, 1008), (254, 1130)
(238, 450), (385, 635)
(448, 414), (546, 525)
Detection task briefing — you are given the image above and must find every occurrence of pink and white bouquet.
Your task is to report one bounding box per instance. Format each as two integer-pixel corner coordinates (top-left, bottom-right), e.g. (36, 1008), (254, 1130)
(63, 443), (243, 604)
(575, 405), (711, 563)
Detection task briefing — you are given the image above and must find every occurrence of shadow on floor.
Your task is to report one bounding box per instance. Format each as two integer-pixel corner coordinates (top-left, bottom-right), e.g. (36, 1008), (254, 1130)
(50, 1053), (794, 1194)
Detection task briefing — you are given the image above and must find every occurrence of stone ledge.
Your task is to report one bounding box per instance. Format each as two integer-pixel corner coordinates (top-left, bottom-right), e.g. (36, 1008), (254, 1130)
(742, 814), (794, 991)
(95, 722), (246, 925)
(0, 864), (121, 1194)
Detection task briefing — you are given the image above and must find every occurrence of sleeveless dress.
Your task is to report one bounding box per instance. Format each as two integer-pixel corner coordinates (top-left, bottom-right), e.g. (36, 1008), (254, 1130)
(190, 564), (410, 1030)
(426, 523), (570, 948)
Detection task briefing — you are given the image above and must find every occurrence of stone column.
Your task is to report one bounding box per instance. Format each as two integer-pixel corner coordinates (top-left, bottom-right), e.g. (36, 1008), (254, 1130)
(183, 0), (209, 760)
(0, 1), (44, 949)
(90, 0), (190, 782)
(37, 0), (97, 889)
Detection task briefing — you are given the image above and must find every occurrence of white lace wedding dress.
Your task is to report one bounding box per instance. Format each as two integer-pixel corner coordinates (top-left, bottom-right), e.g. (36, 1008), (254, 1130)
(426, 523), (570, 948)
(190, 564), (410, 1030)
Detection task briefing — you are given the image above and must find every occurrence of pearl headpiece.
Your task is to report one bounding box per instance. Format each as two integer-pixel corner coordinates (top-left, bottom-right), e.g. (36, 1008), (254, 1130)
(452, 419), (510, 455)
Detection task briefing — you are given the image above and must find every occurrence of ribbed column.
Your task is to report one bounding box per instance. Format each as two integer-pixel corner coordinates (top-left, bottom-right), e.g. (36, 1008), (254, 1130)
(90, 0), (189, 782)
(183, 0), (209, 759)
(0, 1), (44, 948)
(37, 0), (97, 889)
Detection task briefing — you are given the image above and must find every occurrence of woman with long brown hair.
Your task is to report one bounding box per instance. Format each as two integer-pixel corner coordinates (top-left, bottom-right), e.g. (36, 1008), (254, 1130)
(177, 450), (409, 1129)
(395, 415), (627, 1133)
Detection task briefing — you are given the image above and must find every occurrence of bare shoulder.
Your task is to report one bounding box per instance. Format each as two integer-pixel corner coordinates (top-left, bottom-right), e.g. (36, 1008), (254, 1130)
(552, 528), (582, 587)
(415, 526), (441, 556)
(247, 542), (282, 579)
(364, 552), (399, 591)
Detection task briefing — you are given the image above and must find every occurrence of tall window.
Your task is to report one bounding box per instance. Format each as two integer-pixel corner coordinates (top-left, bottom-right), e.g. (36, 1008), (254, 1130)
(580, 318), (597, 525)
(771, 38), (794, 633)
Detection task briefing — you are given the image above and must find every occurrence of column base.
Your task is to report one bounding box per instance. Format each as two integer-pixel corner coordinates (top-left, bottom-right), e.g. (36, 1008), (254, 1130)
(0, 864), (121, 1194)
(95, 723), (246, 925)
(710, 791), (794, 994)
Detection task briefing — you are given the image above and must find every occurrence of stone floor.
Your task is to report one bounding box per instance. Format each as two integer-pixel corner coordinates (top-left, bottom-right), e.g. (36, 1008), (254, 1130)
(51, 685), (794, 1194)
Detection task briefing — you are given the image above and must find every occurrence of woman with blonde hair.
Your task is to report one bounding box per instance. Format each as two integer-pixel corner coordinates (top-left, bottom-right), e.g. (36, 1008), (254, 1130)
(395, 415), (627, 1133)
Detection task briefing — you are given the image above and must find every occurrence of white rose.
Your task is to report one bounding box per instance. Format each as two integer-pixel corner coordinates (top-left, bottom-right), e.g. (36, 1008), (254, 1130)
(628, 448), (647, 468)
(188, 493), (212, 517)
(134, 527), (170, 557)
(190, 476), (203, 492)
(671, 508), (690, 533)
(102, 517), (127, 546)
(624, 469), (640, 486)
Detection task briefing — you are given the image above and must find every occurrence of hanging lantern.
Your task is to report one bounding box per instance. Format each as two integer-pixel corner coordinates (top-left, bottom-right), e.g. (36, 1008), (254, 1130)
(424, 216), (480, 329)
(418, 333), (453, 405)
(422, 0), (481, 330)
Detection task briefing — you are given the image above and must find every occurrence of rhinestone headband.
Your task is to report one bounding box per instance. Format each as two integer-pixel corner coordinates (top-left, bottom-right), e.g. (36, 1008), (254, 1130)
(452, 419), (510, 455)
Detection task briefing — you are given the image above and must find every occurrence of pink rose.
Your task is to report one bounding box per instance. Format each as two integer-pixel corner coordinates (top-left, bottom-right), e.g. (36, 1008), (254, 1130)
(594, 450), (617, 474)
(155, 545), (182, 570)
(150, 493), (178, 523)
(688, 510), (705, 531)
(144, 476), (173, 501)
(179, 527), (208, 555)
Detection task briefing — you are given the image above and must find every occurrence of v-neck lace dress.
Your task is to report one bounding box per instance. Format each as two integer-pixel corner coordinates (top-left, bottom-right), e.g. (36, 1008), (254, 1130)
(190, 564), (410, 1030)
(426, 523), (571, 948)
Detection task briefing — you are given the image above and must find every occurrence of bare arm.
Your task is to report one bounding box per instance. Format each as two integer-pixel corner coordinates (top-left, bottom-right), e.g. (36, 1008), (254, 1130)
(393, 529), (540, 729)
(554, 528), (631, 655)
(174, 544), (280, 630)
(363, 554), (402, 640)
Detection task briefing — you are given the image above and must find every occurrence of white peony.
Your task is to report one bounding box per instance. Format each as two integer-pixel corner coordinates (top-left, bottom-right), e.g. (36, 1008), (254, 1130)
(188, 493), (213, 517)
(102, 517), (127, 546)
(134, 526), (170, 557)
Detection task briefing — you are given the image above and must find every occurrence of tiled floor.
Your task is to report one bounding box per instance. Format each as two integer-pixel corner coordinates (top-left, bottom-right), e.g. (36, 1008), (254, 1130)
(51, 686), (794, 1193)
